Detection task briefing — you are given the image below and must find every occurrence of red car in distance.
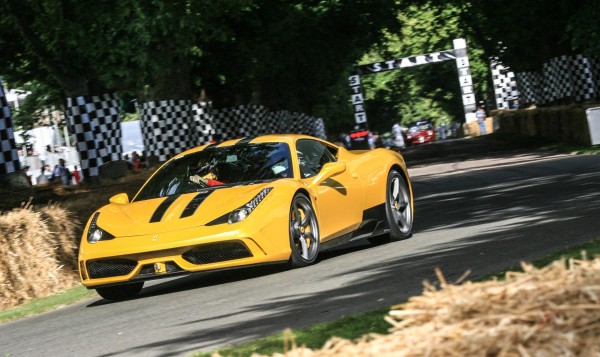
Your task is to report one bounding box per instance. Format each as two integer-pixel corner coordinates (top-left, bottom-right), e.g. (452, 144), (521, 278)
(405, 121), (436, 146)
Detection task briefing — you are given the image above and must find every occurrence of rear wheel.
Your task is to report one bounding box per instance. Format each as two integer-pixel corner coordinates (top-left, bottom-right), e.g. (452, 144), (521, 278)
(289, 193), (320, 268)
(385, 169), (413, 241)
(96, 282), (144, 301)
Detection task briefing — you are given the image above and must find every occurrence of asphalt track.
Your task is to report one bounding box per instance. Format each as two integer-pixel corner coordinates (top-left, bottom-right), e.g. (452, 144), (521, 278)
(1, 137), (600, 357)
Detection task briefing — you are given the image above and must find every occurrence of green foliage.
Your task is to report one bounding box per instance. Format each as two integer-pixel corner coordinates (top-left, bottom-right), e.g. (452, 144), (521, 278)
(10, 80), (64, 144)
(196, 0), (401, 116)
(358, 2), (489, 132)
(464, 0), (595, 71)
(0, 0), (134, 95)
(1, 0), (401, 131)
(3, 0), (600, 136)
(566, 0), (600, 56)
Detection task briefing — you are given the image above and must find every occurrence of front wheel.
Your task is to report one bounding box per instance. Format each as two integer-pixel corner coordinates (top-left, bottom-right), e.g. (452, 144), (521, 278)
(289, 193), (320, 268)
(96, 282), (144, 301)
(385, 169), (413, 241)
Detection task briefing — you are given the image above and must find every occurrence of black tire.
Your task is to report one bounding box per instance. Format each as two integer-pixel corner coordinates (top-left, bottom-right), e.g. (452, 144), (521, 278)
(289, 193), (320, 268)
(96, 282), (144, 301)
(385, 169), (413, 241)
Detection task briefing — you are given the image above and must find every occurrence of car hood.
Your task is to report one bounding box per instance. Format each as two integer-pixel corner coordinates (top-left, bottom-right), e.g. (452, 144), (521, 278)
(93, 184), (273, 237)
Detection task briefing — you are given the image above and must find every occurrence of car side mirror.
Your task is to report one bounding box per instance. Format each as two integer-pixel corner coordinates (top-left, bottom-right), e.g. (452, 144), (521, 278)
(109, 193), (130, 204)
(310, 162), (346, 187)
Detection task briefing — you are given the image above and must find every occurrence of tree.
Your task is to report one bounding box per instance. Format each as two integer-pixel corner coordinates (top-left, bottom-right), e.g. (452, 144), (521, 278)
(196, 0), (402, 116)
(461, 0), (589, 72)
(566, 0), (600, 57)
(0, 1), (413, 135)
(0, 0), (143, 97)
(357, 2), (490, 131)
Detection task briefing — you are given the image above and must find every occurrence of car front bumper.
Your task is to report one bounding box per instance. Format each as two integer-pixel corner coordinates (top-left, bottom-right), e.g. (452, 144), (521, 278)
(78, 221), (290, 288)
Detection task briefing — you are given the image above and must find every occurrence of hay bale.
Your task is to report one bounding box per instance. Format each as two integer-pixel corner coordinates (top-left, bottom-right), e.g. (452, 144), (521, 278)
(382, 259), (600, 356)
(522, 110), (537, 136)
(38, 204), (80, 273)
(0, 205), (79, 309)
(239, 257), (600, 357)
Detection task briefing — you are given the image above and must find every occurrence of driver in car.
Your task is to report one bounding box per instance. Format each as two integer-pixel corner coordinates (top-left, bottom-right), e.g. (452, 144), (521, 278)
(189, 163), (225, 187)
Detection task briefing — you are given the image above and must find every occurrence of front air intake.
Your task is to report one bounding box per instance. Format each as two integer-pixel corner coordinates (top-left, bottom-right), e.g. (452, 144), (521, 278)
(182, 241), (253, 265)
(87, 259), (137, 279)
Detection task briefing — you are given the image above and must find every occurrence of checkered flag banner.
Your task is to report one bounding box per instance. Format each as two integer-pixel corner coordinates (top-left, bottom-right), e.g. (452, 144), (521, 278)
(140, 100), (196, 162)
(208, 104), (327, 140)
(66, 93), (122, 178)
(592, 57), (600, 92)
(208, 104), (268, 140)
(265, 110), (291, 133)
(192, 102), (215, 145)
(491, 61), (519, 110)
(140, 101), (328, 164)
(514, 54), (598, 105)
(313, 118), (326, 139)
(543, 55), (573, 103)
(516, 72), (544, 104)
(267, 110), (326, 138)
(570, 54), (596, 101)
(0, 80), (20, 175)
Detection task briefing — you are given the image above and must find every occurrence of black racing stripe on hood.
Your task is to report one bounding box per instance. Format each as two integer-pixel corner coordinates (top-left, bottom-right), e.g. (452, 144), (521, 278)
(180, 191), (213, 218)
(235, 136), (256, 145)
(150, 195), (180, 223)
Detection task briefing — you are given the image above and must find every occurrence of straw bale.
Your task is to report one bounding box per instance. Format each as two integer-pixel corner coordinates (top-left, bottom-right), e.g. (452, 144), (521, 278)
(232, 257), (600, 357)
(0, 205), (79, 309)
(38, 204), (80, 272)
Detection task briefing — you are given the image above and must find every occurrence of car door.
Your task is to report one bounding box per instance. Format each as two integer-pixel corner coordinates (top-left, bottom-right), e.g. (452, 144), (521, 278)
(295, 139), (364, 241)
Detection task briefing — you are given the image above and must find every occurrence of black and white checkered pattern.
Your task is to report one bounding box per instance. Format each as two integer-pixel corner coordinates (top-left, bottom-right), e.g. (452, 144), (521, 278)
(66, 93), (122, 178)
(267, 110), (292, 133)
(202, 105), (326, 140)
(139, 102), (327, 163)
(514, 54), (599, 105)
(591, 57), (600, 92)
(209, 105), (269, 140)
(570, 54), (596, 101)
(140, 100), (196, 162)
(515, 72), (544, 104)
(543, 55), (573, 102)
(192, 102), (215, 145)
(491, 61), (520, 109)
(313, 118), (326, 139)
(0, 80), (20, 175)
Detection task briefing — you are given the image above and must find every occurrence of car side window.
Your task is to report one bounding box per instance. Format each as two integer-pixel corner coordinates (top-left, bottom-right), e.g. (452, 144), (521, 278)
(296, 139), (337, 178)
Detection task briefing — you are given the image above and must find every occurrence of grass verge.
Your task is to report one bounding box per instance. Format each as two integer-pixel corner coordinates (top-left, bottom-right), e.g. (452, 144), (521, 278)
(0, 285), (95, 323)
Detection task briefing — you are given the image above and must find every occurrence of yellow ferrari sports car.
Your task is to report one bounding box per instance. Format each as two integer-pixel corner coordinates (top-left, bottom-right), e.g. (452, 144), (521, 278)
(78, 134), (414, 300)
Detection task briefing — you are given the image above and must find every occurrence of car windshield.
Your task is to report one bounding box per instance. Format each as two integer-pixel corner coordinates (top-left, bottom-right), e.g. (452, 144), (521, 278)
(134, 142), (292, 201)
(409, 123), (432, 132)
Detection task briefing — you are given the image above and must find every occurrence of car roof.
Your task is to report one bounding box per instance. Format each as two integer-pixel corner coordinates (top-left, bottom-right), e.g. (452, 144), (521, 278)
(178, 134), (334, 157)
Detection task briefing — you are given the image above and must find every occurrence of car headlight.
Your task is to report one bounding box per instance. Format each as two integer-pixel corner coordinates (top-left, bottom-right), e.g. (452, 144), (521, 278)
(87, 212), (115, 244)
(228, 188), (273, 224)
